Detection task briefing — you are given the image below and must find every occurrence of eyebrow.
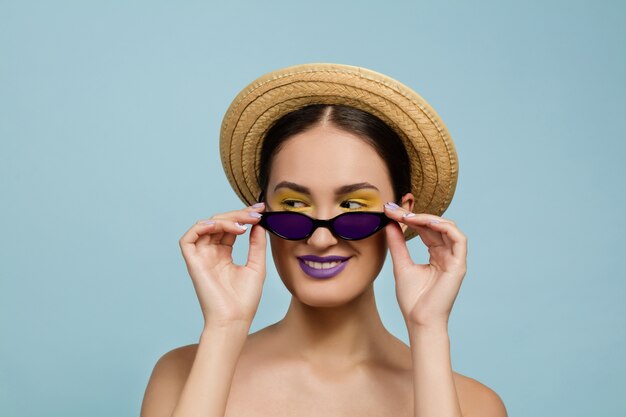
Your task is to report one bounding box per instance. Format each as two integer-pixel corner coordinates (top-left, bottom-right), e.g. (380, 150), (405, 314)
(273, 181), (379, 196)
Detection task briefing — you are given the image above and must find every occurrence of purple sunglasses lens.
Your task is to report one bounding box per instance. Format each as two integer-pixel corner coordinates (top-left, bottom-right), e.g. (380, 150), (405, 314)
(333, 213), (383, 239)
(265, 213), (313, 239)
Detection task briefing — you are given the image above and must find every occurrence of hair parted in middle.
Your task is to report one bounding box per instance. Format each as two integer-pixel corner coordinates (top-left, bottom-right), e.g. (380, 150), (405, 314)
(257, 104), (412, 204)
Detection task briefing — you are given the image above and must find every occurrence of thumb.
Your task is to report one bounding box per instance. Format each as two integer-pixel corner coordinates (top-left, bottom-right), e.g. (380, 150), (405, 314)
(246, 224), (267, 274)
(385, 222), (414, 273)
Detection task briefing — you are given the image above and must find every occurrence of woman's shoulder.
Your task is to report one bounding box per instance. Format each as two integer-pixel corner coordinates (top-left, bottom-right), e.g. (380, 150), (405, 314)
(157, 343), (198, 366)
(163, 342), (199, 356)
(153, 327), (267, 368)
(154, 325), (271, 367)
(147, 343), (199, 387)
(453, 372), (508, 417)
(141, 344), (199, 416)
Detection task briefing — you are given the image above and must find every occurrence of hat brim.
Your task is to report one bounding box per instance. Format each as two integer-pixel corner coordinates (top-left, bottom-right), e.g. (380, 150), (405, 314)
(220, 63), (458, 241)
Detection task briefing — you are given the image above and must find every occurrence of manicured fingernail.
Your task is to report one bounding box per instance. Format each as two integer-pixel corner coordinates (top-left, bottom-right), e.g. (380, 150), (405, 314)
(248, 211), (262, 218)
(429, 220), (440, 224)
(235, 222), (248, 230)
(202, 220), (215, 225)
(403, 212), (416, 218)
(384, 202), (399, 210)
(252, 202), (265, 208)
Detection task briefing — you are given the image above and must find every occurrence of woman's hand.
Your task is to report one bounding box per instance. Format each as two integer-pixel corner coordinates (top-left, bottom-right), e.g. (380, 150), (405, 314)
(383, 203), (468, 330)
(178, 203), (267, 330)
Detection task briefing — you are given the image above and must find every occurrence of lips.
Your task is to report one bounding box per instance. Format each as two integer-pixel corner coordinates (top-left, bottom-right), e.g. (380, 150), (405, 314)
(297, 255), (351, 279)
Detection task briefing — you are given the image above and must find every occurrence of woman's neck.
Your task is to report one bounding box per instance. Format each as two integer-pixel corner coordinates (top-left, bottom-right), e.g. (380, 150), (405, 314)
(273, 284), (395, 368)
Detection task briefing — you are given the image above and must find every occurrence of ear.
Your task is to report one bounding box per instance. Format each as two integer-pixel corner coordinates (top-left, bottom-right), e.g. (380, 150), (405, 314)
(398, 193), (415, 233)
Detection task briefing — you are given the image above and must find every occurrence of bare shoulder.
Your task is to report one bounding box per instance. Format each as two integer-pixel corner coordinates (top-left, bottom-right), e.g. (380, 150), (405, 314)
(453, 372), (508, 417)
(150, 343), (199, 383)
(140, 344), (199, 417)
(158, 343), (198, 369)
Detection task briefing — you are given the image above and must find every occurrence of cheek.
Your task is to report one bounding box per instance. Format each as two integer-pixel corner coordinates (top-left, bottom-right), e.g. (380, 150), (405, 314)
(365, 230), (387, 268)
(360, 231), (388, 257)
(269, 235), (288, 265)
(268, 235), (297, 289)
(349, 232), (388, 280)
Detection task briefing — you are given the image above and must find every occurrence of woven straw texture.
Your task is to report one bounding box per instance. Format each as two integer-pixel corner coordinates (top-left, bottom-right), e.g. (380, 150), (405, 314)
(219, 63), (458, 241)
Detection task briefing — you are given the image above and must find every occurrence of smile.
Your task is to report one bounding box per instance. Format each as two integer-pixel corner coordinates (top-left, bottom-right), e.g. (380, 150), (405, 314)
(297, 255), (351, 279)
(303, 260), (342, 269)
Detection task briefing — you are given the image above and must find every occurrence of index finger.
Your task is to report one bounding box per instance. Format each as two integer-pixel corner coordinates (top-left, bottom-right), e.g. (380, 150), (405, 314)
(211, 202), (266, 223)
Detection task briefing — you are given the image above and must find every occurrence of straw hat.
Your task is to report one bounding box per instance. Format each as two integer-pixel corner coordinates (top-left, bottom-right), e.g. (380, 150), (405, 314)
(219, 63), (458, 240)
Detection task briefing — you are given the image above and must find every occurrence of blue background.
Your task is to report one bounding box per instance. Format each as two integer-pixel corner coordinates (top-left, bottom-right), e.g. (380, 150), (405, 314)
(1, 1), (625, 416)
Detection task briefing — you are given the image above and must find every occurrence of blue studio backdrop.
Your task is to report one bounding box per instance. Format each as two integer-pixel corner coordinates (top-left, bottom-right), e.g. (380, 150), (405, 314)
(1, 1), (625, 416)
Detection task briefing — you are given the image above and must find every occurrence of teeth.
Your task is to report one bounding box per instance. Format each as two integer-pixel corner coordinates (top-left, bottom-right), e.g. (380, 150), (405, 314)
(304, 260), (341, 269)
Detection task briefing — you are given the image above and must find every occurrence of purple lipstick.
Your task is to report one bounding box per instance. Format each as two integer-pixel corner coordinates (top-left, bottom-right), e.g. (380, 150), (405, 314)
(297, 255), (351, 279)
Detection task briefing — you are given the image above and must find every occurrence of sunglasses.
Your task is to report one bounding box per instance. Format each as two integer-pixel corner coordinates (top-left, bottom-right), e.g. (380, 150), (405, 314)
(258, 211), (391, 241)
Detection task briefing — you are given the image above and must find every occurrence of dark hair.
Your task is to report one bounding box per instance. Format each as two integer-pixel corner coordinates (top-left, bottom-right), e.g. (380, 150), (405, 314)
(258, 104), (412, 203)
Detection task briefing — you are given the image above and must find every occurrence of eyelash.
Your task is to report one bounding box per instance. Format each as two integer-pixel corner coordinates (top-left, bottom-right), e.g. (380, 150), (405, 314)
(340, 200), (367, 210)
(281, 199), (366, 210)
(282, 199), (307, 209)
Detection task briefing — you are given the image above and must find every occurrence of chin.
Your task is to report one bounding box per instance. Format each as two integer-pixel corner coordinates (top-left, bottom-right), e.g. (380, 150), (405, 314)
(291, 284), (361, 308)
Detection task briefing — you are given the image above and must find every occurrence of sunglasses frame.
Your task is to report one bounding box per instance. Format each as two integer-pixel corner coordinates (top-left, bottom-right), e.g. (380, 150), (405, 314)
(258, 211), (391, 241)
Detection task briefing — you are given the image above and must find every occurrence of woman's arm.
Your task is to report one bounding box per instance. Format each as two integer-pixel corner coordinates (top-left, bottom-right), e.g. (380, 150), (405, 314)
(172, 325), (248, 417)
(408, 326), (508, 417)
(408, 325), (462, 417)
(383, 202), (506, 417)
(141, 203), (267, 417)
(141, 324), (249, 417)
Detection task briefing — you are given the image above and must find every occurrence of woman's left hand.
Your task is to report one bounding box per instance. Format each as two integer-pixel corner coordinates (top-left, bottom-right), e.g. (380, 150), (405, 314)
(383, 203), (468, 330)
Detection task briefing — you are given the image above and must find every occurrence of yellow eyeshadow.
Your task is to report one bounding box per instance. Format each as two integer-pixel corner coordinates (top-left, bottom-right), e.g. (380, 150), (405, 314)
(343, 190), (382, 200)
(270, 190), (311, 212)
(268, 190), (384, 212)
(340, 191), (383, 210)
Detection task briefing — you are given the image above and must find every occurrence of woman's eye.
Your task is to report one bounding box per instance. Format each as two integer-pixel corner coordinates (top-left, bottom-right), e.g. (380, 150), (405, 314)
(340, 200), (366, 210)
(282, 200), (307, 209)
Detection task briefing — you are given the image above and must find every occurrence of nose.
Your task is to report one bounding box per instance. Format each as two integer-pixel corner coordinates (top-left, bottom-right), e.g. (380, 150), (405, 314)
(306, 225), (338, 249)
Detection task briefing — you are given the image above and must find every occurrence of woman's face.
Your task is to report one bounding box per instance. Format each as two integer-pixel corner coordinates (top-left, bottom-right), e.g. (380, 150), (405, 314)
(265, 123), (399, 307)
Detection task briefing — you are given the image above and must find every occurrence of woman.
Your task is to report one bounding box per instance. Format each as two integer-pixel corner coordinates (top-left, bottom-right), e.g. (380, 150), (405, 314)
(141, 64), (507, 417)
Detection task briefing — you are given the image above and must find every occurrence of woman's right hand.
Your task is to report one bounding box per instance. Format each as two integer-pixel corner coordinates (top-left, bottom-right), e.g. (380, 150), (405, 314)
(178, 202), (267, 330)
